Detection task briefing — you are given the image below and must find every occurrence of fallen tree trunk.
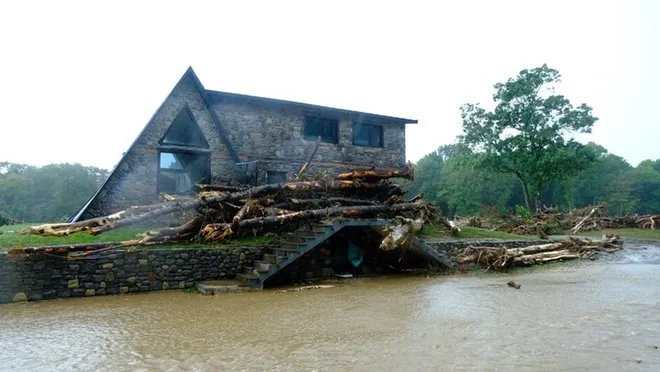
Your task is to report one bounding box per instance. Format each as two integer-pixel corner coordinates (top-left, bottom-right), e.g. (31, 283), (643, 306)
(570, 205), (602, 234)
(636, 215), (660, 229)
(137, 216), (204, 243)
(88, 180), (396, 236)
(296, 136), (320, 179)
(335, 164), (414, 182)
(379, 216), (425, 251)
(512, 249), (580, 265)
(456, 235), (623, 270)
(201, 202), (423, 240)
(196, 184), (247, 192)
(20, 210), (129, 237)
(232, 202), (250, 224)
(272, 197), (377, 210)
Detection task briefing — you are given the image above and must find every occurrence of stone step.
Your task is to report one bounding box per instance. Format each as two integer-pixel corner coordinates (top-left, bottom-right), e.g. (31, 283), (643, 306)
(274, 248), (296, 257)
(283, 235), (306, 244)
(262, 253), (277, 264)
(253, 260), (273, 273)
(197, 280), (252, 294)
(294, 230), (319, 237)
(275, 256), (288, 265)
(279, 242), (304, 251)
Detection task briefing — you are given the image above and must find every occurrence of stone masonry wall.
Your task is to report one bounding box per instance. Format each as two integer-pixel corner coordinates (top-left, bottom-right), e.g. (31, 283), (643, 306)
(0, 246), (267, 304)
(211, 96), (407, 184)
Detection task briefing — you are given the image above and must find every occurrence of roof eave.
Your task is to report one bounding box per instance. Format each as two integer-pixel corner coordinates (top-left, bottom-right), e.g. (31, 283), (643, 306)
(206, 90), (417, 125)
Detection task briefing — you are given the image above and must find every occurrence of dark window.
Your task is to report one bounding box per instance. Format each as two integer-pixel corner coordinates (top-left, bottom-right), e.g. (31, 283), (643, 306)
(304, 115), (338, 143)
(266, 171), (287, 184)
(160, 107), (209, 148)
(158, 151), (210, 194)
(352, 122), (383, 148)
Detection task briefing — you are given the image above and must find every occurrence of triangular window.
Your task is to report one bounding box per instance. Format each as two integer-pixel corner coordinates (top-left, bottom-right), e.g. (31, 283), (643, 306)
(159, 106), (210, 148)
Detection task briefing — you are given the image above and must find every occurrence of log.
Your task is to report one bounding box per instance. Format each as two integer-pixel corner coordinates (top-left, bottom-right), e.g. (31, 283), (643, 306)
(506, 242), (568, 256)
(25, 179), (397, 237)
(196, 184), (247, 192)
(570, 206), (602, 234)
(296, 136), (321, 179)
(20, 210), (128, 237)
(201, 202), (423, 240)
(335, 163), (414, 182)
(272, 197), (377, 210)
(636, 215), (659, 230)
(512, 249), (580, 264)
(232, 202), (250, 224)
(88, 200), (201, 235)
(137, 216), (203, 243)
(379, 216), (424, 251)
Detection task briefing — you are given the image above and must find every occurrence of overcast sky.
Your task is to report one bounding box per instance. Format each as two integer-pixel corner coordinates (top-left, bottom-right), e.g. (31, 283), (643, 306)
(1, 0), (657, 170)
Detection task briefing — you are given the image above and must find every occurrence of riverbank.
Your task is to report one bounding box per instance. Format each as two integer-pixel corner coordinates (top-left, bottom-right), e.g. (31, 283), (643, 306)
(1, 223), (655, 304)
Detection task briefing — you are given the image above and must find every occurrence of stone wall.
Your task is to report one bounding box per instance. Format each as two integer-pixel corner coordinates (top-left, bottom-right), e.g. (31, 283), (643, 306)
(211, 96), (407, 184)
(0, 246), (267, 304)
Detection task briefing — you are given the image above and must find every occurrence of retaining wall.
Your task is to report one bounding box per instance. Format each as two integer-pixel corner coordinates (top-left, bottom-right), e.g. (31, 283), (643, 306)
(0, 246), (269, 304)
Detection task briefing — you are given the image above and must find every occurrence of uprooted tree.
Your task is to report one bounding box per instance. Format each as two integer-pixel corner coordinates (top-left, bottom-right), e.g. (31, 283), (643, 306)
(456, 234), (623, 271)
(458, 64), (599, 211)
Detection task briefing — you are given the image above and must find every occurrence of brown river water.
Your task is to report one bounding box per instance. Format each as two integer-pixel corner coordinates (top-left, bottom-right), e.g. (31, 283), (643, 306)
(1, 242), (660, 372)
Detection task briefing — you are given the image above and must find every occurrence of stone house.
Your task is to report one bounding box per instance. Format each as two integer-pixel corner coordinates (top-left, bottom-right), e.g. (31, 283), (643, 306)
(71, 67), (417, 222)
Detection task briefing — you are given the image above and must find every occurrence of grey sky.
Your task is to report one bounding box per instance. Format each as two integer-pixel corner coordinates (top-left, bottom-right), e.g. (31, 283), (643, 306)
(1, 0), (658, 170)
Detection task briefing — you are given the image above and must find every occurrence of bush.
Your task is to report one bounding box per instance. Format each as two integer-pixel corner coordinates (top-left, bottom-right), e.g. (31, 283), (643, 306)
(515, 205), (533, 219)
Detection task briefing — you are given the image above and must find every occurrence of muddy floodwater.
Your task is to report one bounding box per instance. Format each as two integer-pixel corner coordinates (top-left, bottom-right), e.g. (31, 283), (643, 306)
(2, 242), (660, 372)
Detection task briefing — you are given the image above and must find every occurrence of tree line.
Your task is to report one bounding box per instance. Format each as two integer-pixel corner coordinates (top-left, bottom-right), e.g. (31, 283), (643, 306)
(405, 142), (660, 217)
(407, 64), (659, 217)
(0, 162), (109, 223)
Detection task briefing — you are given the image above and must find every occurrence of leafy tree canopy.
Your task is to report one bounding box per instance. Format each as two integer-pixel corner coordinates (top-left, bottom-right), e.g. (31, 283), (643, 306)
(458, 64), (599, 210)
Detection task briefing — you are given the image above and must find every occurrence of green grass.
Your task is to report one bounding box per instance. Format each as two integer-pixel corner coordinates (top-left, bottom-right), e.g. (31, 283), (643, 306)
(420, 225), (534, 240)
(577, 228), (660, 241)
(0, 223), (279, 251)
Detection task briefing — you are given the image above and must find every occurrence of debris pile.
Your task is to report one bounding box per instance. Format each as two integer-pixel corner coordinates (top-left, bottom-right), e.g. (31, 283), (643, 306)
(456, 234), (623, 270)
(13, 163), (449, 255)
(460, 204), (659, 237)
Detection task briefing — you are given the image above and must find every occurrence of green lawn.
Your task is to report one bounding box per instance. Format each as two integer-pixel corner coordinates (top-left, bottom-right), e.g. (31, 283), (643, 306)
(577, 228), (660, 241)
(0, 223), (279, 251)
(420, 225), (535, 240)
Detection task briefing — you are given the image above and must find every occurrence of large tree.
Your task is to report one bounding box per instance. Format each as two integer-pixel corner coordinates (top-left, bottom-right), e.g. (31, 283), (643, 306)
(458, 64), (598, 210)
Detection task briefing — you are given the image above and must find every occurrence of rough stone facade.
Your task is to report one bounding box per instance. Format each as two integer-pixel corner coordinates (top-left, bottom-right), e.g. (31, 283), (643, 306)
(210, 95), (407, 185)
(76, 68), (413, 220)
(0, 246), (267, 304)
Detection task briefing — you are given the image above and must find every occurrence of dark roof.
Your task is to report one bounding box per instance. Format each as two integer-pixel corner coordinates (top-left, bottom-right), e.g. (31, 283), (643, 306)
(206, 89), (418, 125)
